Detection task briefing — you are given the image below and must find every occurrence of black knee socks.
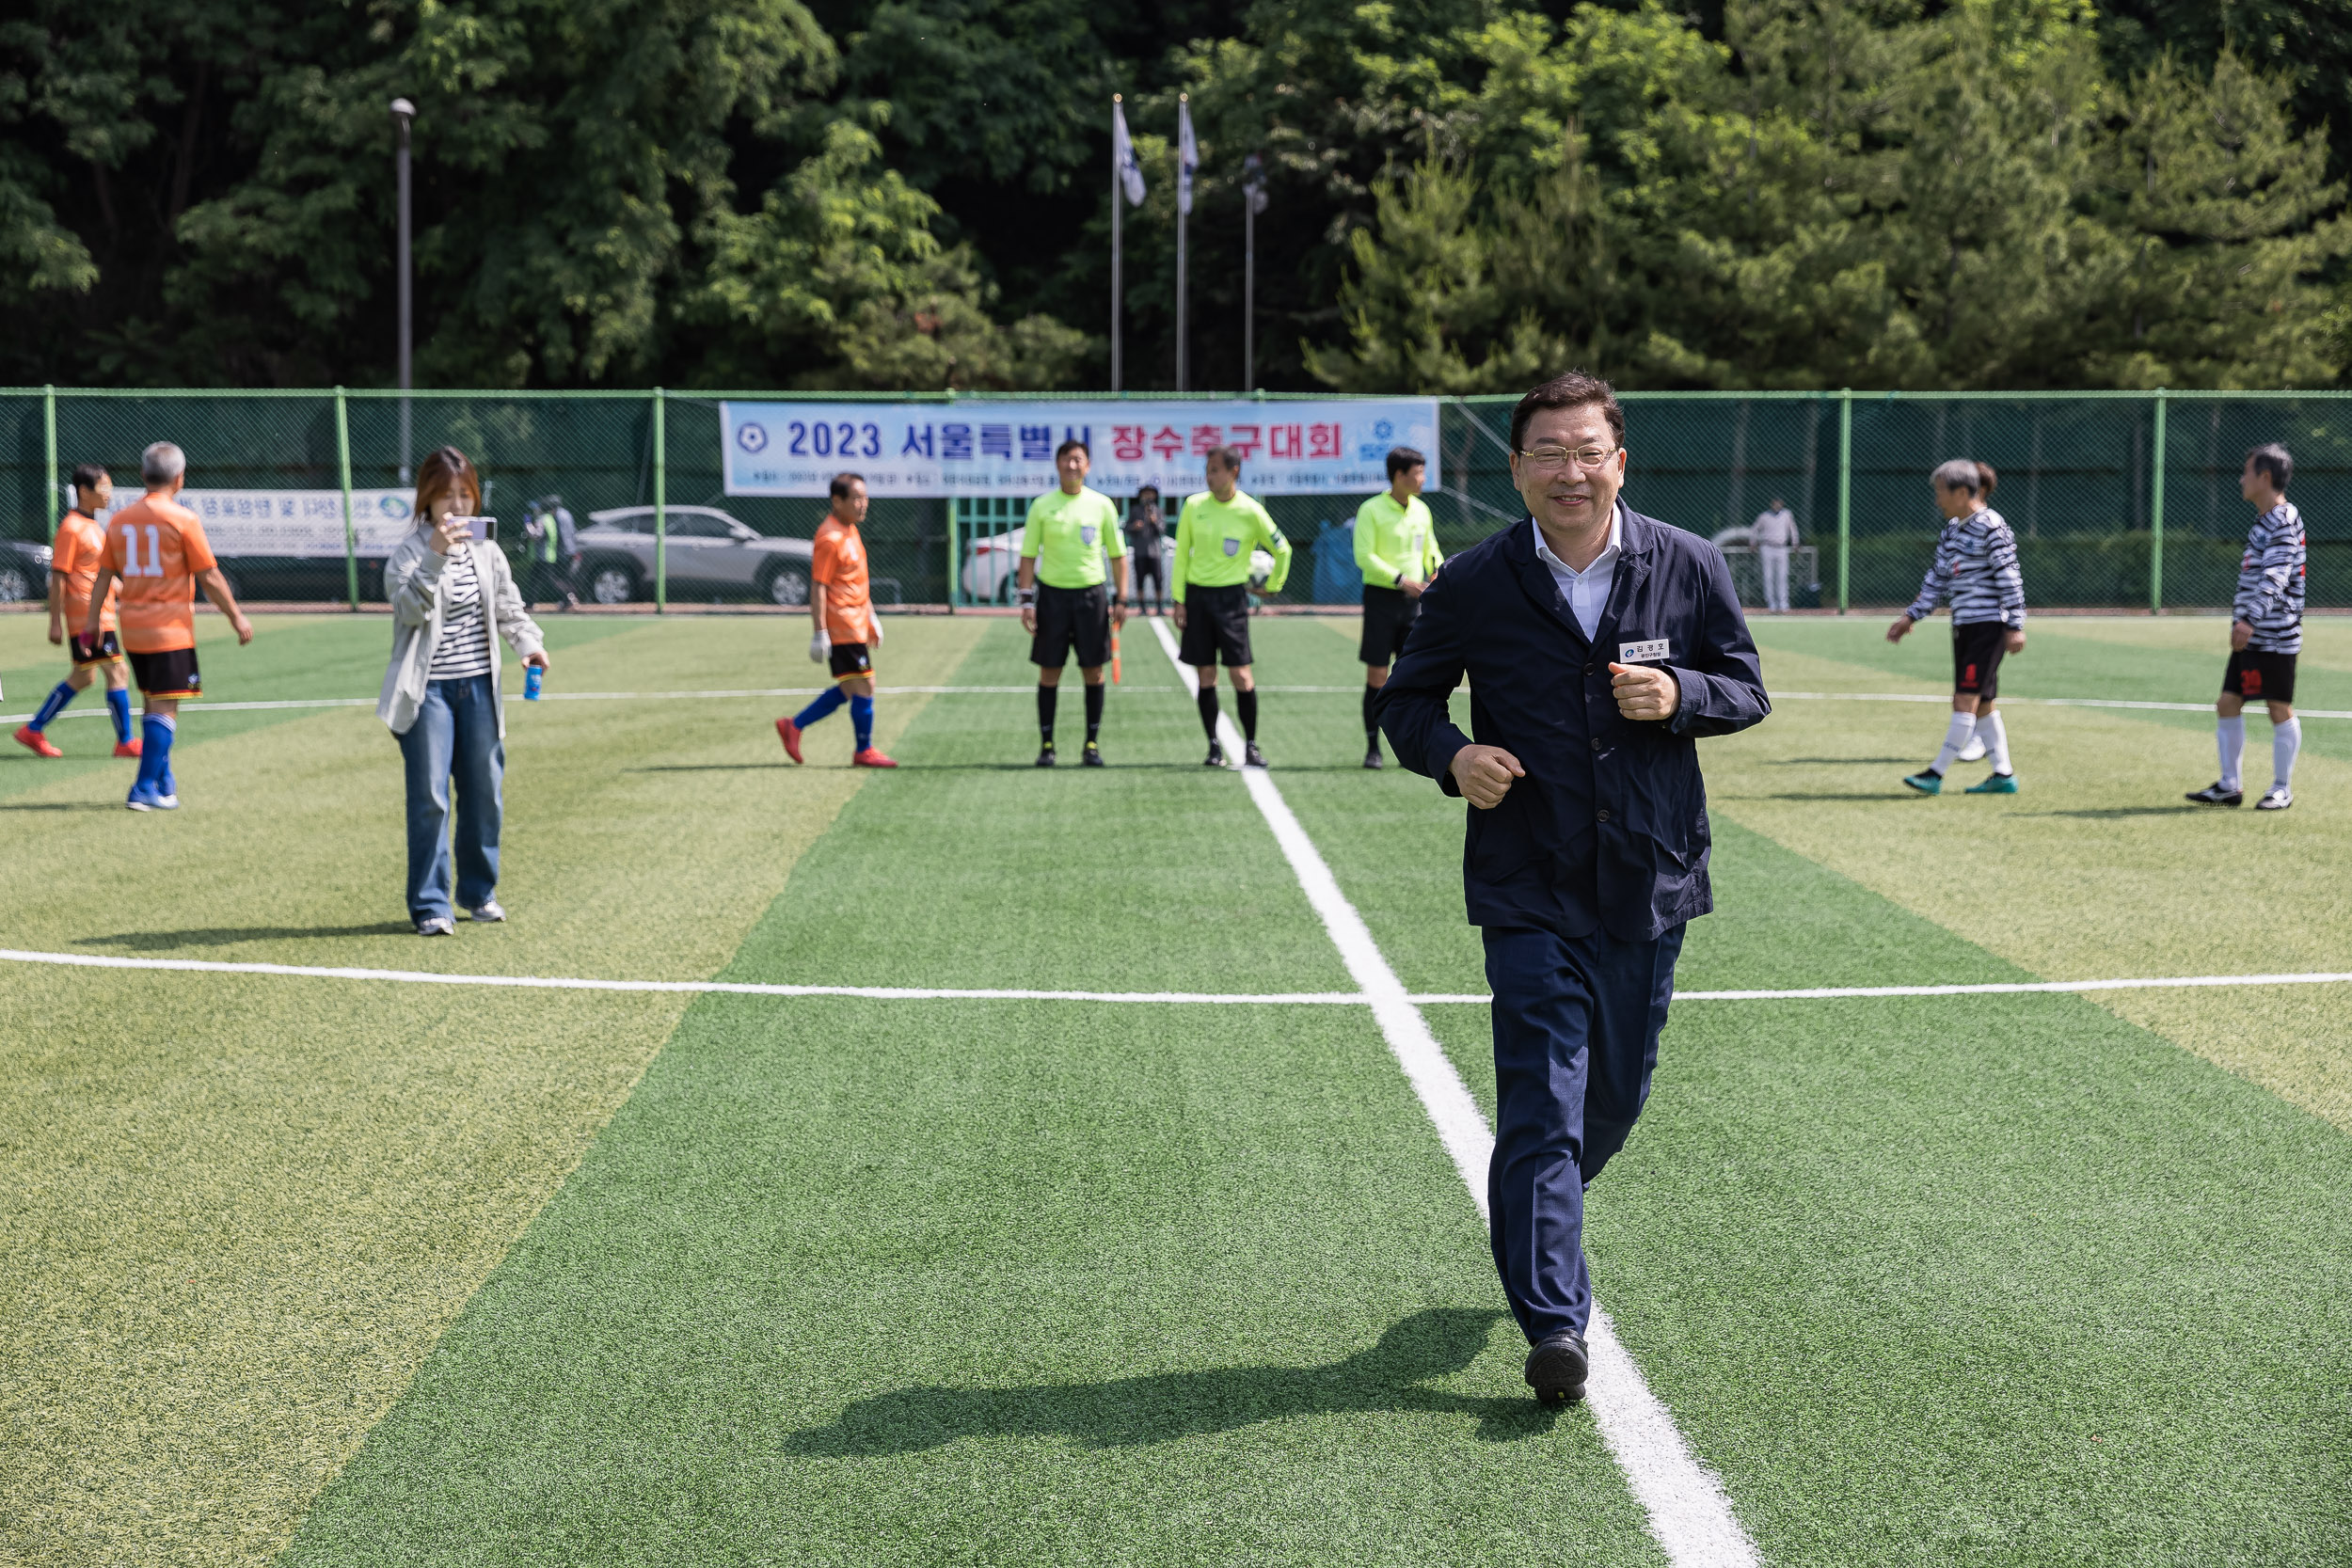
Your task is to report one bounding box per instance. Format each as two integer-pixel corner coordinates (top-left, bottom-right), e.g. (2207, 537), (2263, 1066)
(1084, 681), (1104, 744)
(1362, 686), (1380, 749)
(1037, 683), (1057, 746)
(1236, 687), (1259, 742)
(1197, 686), (1219, 739)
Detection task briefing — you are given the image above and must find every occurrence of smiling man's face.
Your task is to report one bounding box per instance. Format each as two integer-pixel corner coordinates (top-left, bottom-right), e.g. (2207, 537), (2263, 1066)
(1513, 403), (1626, 547)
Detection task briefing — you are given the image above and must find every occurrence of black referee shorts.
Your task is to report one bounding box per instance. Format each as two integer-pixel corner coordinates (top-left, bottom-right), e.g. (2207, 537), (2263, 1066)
(1951, 621), (2010, 699)
(1179, 583), (1253, 668)
(1360, 584), (1418, 667)
(2223, 647), (2296, 705)
(1032, 581), (1112, 669)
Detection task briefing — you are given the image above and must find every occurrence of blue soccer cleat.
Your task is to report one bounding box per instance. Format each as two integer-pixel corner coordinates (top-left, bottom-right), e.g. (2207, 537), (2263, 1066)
(1900, 770), (1943, 796)
(1964, 772), (2018, 795)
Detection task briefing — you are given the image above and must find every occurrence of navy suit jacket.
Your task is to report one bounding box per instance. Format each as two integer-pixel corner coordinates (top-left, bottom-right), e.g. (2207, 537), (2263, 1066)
(1376, 503), (1769, 942)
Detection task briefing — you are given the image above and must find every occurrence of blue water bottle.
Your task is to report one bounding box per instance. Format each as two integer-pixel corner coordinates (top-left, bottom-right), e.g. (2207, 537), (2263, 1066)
(524, 662), (544, 701)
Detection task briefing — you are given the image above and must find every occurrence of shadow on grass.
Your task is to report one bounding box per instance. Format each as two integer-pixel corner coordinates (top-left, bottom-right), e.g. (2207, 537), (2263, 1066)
(78, 923), (415, 949)
(1729, 790), (1915, 802)
(0, 800), (123, 812)
(783, 1307), (1556, 1455)
(1764, 755), (1917, 766)
(2022, 806), (2207, 819)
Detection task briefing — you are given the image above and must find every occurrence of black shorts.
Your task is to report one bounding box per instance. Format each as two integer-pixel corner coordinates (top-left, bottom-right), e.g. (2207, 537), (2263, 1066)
(1133, 553), (1164, 589)
(1360, 585), (1419, 666)
(71, 628), (123, 668)
(129, 647), (201, 699)
(1951, 621), (2010, 699)
(1179, 583), (1253, 668)
(828, 641), (872, 679)
(1032, 582), (1112, 669)
(2224, 647), (2296, 705)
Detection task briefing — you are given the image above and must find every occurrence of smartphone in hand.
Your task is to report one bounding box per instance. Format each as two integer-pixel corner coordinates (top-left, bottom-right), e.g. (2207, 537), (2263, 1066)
(448, 515), (498, 543)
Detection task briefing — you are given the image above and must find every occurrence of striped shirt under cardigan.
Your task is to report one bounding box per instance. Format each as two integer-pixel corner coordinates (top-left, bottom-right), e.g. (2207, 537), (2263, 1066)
(426, 546), (495, 679)
(1905, 508), (2026, 628)
(2234, 500), (2307, 655)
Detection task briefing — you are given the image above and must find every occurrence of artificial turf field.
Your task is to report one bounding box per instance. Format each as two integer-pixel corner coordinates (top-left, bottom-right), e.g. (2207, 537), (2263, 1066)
(4, 607), (2351, 1567)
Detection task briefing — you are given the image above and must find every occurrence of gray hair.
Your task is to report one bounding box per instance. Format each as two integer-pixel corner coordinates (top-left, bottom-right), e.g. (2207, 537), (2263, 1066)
(141, 441), (186, 485)
(1931, 458), (1982, 495)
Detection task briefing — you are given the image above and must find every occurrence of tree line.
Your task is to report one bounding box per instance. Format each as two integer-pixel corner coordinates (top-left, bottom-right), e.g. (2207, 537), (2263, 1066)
(4, 0), (2348, 391)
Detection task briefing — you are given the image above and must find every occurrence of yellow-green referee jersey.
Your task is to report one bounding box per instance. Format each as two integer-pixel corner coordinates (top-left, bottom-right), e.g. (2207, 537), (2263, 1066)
(1021, 485), (1125, 589)
(1354, 491), (1441, 588)
(1173, 489), (1293, 595)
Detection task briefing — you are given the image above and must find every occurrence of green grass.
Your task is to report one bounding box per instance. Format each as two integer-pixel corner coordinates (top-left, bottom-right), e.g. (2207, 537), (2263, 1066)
(5, 611), (2352, 1566)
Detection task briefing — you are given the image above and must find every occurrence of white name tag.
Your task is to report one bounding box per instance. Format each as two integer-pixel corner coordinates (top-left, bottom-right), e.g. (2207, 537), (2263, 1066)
(1619, 639), (1671, 663)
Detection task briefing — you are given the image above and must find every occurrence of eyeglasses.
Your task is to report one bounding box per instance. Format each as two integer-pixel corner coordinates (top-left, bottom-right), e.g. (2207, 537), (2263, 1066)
(1516, 445), (1619, 473)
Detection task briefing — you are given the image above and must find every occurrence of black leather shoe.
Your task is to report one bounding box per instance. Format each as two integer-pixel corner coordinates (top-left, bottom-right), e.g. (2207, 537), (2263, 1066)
(1525, 1330), (1589, 1406)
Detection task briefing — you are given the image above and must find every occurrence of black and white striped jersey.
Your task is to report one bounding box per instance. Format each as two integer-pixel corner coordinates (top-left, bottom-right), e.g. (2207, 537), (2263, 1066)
(2234, 501), (2306, 654)
(427, 547), (495, 679)
(1904, 507), (2026, 627)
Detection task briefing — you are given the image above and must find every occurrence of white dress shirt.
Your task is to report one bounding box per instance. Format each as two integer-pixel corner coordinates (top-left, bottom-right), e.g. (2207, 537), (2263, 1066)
(1532, 508), (1623, 641)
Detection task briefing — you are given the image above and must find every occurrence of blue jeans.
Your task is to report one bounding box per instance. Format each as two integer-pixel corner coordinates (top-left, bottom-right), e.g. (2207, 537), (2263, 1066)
(1483, 921), (1686, 1342)
(396, 675), (502, 921)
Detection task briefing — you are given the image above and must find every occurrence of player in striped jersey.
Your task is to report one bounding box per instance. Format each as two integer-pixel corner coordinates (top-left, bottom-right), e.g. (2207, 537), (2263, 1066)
(2188, 444), (2306, 811)
(1888, 459), (2026, 795)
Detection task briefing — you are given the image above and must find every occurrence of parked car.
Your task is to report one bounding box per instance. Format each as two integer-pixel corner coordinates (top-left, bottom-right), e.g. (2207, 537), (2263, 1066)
(962, 526), (1026, 602)
(577, 506), (816, 605)
(0, 539), (51, 604)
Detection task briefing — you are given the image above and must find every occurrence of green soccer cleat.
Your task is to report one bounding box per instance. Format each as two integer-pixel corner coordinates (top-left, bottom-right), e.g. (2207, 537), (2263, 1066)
(1900, 770), (1943, 796)
(1964, 772), (2018, 794)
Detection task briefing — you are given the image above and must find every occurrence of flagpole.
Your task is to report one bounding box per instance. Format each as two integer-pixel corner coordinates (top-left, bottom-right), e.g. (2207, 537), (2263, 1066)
(1175, 94), (1189, 393)
(1111, 96), (1123, 392)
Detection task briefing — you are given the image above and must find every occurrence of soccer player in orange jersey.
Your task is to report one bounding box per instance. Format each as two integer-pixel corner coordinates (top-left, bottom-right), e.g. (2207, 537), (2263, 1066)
(16, 465), (139, 759)
(776, 472), (896, 768)
(82, 441), (253, 810)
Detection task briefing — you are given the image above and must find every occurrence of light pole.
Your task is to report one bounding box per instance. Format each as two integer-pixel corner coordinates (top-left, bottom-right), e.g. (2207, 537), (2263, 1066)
(1242, 153), (1265, 390)
(390, 98), (415, 483)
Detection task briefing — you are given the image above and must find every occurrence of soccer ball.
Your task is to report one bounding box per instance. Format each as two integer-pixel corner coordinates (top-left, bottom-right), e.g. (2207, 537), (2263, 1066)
(1248, 548), (1277, 591)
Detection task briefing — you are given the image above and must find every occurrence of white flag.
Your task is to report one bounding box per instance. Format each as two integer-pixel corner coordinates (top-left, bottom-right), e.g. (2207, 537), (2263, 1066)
(1177, 99), (1198, 216)
(1113, 101), (1146, 207)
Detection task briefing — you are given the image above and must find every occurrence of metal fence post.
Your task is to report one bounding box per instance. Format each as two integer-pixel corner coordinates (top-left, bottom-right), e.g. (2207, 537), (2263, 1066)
(1836, 388), (1852, 614)
(2149, 389), (2168, 614)
(946, 497), (960, 609)
(42, 385), (58, 539)
(336, 388), (358, 610)
(652, 387), (667, 612)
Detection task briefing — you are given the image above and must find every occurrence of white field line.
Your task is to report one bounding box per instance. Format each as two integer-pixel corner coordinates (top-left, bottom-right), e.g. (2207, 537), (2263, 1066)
(0, 945), (2340, 1007)
(1145, 615), (1759, 1568)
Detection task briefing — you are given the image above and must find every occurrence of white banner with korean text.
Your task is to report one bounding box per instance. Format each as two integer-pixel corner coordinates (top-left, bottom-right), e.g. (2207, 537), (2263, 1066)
(90, 489), (418, 558)
(719, 400), (1440, 499)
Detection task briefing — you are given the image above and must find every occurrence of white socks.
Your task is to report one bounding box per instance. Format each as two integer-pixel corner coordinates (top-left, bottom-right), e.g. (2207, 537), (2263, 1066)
(1930, 711), (1977, 774)
(2274, 717), (2301, 791)
(1979, 711), (2011, 774)
(2217, 715), (2246, 791)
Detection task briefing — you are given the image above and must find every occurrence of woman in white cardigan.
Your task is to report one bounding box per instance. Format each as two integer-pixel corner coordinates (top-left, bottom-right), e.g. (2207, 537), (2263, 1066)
(376, 447), (549, 935)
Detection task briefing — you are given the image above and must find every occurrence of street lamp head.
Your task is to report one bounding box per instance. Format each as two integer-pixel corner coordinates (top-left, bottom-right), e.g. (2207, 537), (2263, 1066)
(389, 98), (416, 120)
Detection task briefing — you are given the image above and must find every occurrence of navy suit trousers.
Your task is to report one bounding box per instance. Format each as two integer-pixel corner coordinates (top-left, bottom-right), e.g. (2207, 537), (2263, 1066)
(1484, 921), (1686, 1342)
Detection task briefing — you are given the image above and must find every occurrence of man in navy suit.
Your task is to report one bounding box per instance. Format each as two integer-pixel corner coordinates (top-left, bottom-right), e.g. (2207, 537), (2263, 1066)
(1377, 372), (1769, 1406)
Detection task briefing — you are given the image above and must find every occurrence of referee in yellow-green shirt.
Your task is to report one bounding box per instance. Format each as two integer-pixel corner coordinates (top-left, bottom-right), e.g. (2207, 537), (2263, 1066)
(1174, 446), (1292, 768)
(1017, 439), (1128, 766)
(1355, 446), (1441, 768)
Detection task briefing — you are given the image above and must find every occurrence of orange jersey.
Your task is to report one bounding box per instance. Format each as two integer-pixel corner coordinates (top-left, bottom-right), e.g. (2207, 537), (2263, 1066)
(100, 494), (216, 654)
(811, 517), (875, 643)
(52, 510), (119, 631)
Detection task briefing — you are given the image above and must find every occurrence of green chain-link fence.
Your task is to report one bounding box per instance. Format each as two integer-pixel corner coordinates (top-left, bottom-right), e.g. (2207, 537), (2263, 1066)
(4, 388), (2344, 612)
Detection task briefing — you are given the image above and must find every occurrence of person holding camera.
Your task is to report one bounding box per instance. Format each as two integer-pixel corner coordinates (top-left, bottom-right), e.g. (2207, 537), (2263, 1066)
(377, 446), (550, 936)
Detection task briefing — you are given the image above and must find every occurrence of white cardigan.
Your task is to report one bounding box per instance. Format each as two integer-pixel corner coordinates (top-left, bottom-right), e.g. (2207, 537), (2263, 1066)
(376, 529), (546, 737)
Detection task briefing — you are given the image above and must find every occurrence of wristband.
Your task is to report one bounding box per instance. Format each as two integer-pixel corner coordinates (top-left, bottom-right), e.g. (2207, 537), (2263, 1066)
(1111, 595), (1127, 607)
(1017, 588), (1037, 608)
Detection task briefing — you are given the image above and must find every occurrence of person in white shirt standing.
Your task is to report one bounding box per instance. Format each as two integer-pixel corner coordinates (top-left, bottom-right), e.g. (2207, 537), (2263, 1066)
(1751, 498), (1798, 612)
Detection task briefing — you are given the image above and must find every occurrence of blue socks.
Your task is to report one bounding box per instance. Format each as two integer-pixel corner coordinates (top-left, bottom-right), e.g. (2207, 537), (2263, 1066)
(135, 715), (176, 795)
(792, 686), (848, 731)
(30, 681), (76, 731)
(105, 687), (132, 743)
(850, 695), (875, 751)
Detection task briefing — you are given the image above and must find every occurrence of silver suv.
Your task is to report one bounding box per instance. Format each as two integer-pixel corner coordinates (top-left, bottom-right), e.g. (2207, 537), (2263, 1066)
(578, 506), (815, 605)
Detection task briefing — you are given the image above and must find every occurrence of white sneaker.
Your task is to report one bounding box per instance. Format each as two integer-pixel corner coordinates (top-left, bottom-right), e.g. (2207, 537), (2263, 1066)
(2256, 784), (2294, 812)
(1956, 737), (1988, 763)
(415, 915), (455, 936)
(469, 900), (506, 923)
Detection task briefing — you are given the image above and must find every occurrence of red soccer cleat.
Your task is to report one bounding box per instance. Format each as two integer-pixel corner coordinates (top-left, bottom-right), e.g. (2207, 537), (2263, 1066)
(114, 738), (143, 758)
(14, 725), (61, 758)
(775, 716), (804, 764)
(852, 747), (898, 768)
